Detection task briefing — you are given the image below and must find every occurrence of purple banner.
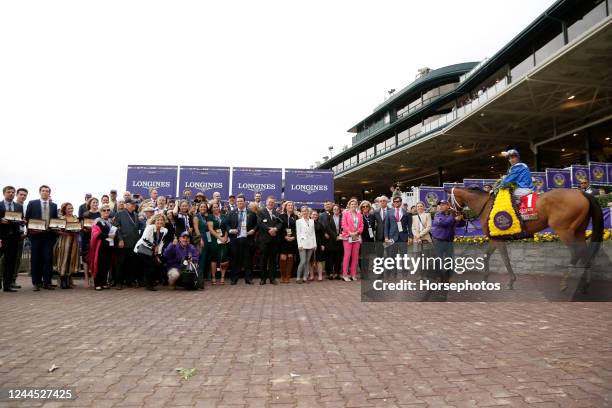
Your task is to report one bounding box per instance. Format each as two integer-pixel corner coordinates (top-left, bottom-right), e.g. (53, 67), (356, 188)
(293, 201), (326, 210)
(484, 179), (498, 187)
(284, 169), (334, 203)
(418, 187), (446, 208)
(443, 183), (463, 191)
(231, 167), (282, 201)
(570, 165), (589, 187)
(589, 162), (608, 185)
(531, 172), (547, 193)
(463, 179), (485, 189)
(609, 164), (612, 186)
(545, 168), (571, 189)
(126, 165), (178, 198)
(179, 166), (230, 198)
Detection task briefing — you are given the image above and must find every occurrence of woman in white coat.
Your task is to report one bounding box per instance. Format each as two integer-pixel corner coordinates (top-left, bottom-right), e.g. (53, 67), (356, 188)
(134, 214), (168, 291)
(295, 206), (316, 283)
(411, 201), (433, 277)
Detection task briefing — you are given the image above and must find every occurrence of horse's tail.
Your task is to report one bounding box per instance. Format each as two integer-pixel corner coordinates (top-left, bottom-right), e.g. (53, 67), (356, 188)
(582, 191), (603, 264)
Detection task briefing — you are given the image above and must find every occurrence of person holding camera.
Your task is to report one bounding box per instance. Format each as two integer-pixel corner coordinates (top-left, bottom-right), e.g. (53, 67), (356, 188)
(164, 231), (201, 290)
(134, 213), (168, 291)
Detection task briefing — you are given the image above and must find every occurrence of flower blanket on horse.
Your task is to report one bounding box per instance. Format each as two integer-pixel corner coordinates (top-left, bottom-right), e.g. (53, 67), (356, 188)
(487, 188), (523, 238)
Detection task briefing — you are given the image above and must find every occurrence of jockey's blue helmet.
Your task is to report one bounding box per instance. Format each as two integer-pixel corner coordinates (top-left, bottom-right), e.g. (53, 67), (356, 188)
(502, 148), (520, 158)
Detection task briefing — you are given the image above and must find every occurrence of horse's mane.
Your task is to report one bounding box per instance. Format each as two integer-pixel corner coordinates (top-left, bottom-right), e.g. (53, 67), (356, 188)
(466, 186), (486, 193)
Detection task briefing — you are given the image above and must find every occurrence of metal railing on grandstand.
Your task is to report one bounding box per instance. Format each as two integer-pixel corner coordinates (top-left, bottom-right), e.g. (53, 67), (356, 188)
(334, 77), (509, 176)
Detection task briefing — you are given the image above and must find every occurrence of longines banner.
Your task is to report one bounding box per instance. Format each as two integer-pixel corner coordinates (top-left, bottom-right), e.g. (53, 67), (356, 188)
(284, 169), (334, 205)
(232, 167), (282, 199)
(179, 166), (230, 198)
(545, 168), (571, 189)
(126, 165), (178, 197)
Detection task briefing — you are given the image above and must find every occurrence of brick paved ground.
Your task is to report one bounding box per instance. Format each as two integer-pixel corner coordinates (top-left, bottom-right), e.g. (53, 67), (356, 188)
(0, 276), (611, 407)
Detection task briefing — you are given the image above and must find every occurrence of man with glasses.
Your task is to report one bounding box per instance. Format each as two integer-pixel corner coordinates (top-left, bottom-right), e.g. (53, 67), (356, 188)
(384, 196), (413, 277)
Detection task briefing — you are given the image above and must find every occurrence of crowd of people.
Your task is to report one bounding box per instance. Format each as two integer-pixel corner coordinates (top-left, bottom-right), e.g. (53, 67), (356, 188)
(0, 184), (466, 293)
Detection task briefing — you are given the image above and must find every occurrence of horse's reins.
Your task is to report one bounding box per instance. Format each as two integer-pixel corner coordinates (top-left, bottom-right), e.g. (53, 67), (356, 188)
(450, 187), (491, 222)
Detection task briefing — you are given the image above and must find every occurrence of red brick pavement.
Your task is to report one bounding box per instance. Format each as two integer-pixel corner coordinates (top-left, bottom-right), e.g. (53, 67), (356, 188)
(0, 277), (611, 407)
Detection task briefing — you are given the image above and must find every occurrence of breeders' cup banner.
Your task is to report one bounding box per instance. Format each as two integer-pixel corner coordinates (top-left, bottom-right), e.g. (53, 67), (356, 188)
(126, 165), (178, 197)
(179, 166), (230, 198)
(545, 168), (571, 189)
(284, 169), (334, 207)
(531, 172), (547, 192)
(418, 187), (446, 208)
(232, 167), (282, 199)
(462, 179), (498, 189)
(570, 165), (589, 187)
(589, 162), (609, 185)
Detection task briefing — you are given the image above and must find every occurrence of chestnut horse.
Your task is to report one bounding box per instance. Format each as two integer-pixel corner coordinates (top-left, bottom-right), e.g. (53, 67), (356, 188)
(447, 187), (603, 291)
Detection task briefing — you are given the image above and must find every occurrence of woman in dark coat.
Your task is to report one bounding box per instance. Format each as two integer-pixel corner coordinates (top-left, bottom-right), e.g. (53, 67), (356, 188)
(278, 201), (298, 283)
(325, 204), (344, 279)
(359, 200), (376, 274)
(309, 210), (326, 281)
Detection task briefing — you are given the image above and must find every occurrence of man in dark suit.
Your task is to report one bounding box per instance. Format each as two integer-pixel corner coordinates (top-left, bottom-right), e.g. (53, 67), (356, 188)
(384, 196), (413, 277)
(227, 195), (258, 285)
(1, 186), (24, 292)
(25, 185), (58, 290)
(374, 196), (389, 242)
(113, 199), (142, 288)
(318, 201), (335, 278)
(256, 196), (283, 285)
(384, 196), (413, 244)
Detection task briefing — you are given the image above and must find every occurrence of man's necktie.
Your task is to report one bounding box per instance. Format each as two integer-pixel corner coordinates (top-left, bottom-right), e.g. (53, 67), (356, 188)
(396, 208), (400, 222)
(43, 202), (49, 221)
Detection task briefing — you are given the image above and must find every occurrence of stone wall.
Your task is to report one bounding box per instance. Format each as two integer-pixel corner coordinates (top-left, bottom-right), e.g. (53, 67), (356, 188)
(453, 241), (612, 280)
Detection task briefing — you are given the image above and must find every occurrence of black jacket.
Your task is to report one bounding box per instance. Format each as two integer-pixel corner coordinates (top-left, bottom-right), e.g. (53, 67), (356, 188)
(0, 201), (23, 240)
(257, 208), (283, 245)
(226, 208), (258, 242)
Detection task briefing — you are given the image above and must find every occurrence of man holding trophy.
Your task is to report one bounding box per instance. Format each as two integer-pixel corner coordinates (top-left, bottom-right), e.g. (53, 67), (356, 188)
(0, 186), (25, 292)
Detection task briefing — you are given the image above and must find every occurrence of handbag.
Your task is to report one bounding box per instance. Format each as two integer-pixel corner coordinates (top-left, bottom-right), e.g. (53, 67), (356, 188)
(136, 238), (154, 257)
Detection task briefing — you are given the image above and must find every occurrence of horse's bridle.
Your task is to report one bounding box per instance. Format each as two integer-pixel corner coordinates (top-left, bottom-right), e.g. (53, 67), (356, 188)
(449, 187), (491, 221)
(449, 187), (464, 213)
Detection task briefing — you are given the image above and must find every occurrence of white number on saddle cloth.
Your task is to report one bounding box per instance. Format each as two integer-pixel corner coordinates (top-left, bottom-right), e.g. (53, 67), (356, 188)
(519, 193), (538, 220)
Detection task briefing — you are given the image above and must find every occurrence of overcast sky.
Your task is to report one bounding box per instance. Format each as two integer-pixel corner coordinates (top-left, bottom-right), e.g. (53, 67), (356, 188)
(0, 0), (554, 205)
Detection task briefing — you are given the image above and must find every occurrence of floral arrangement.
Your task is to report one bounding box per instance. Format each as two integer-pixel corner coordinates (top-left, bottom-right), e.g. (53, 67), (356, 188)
(487, 188), (523, 237)
(455, 229), (612, 244)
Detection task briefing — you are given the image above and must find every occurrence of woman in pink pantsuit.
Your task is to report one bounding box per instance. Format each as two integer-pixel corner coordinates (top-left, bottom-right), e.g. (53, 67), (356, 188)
(341, 198), (364, 281)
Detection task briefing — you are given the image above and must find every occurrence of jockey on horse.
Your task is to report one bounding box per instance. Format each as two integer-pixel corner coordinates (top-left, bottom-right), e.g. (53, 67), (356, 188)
(498, 147), (534, 203)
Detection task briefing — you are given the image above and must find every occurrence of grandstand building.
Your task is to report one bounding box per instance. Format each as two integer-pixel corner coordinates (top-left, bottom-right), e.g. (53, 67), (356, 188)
(316, 0), (612, 202)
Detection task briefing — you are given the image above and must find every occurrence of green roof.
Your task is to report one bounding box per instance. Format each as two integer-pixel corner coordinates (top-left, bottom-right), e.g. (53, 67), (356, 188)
(348, 62), (477, 133)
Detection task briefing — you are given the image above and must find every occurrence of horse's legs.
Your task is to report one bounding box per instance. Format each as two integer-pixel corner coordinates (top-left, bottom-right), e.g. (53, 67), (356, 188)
(574, 229), (591, 294)
(496, 241), (516, 289)
(558, 229), (579, 292)
(482, 242), (497, 282)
